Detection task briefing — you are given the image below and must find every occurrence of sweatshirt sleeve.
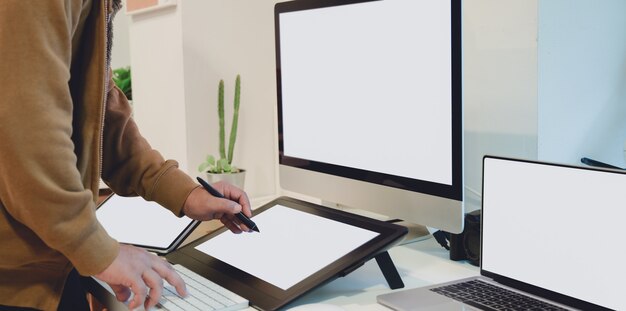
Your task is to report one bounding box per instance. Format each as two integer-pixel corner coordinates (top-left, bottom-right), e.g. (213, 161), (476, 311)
(101, 77), (199, 216)
(0, 1), (119, 276)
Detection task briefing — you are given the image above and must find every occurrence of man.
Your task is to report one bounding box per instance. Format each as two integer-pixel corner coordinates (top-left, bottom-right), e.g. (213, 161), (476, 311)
(0, 1), (252, 310)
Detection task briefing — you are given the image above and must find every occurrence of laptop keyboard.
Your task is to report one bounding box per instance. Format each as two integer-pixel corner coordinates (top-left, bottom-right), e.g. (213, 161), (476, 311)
(155, 264), (249, 311)
(430, 279), (568, 311)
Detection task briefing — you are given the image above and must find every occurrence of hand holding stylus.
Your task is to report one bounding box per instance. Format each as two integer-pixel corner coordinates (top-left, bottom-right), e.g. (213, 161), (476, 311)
(196, 177), (260, 232)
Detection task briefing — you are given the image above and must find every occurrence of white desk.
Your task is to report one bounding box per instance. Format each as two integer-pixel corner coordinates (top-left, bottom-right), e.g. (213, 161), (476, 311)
(282, 236), (479, 310)
(86, 230), (478, 310)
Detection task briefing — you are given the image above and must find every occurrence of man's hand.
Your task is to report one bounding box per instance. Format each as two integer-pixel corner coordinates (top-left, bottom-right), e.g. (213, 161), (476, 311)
(94, 244), (187, 310)
(183, 181), (252, 233)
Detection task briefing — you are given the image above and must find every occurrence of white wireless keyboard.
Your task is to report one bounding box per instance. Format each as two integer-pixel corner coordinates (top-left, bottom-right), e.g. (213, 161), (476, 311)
(155, 264), (249, 311)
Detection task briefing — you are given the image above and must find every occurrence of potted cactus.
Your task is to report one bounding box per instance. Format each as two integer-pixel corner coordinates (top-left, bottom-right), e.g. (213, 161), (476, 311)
(198, 75), (245, 188)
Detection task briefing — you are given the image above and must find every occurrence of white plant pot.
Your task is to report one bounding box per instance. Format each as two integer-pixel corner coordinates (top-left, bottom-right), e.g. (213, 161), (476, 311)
(205, 169), (246, 190)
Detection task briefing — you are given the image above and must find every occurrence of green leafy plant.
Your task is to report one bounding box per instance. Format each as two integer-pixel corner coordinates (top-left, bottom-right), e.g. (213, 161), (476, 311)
(198, 75), (242, 174)
(112, 66), (132, 100)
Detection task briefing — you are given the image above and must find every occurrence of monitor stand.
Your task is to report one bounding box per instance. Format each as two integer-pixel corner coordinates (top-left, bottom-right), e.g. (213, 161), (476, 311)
(390, 220), (432, 245)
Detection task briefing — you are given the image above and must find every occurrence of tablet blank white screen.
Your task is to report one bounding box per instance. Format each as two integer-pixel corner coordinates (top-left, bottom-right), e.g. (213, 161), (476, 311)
(195, 205), (379, 290)
(96, 195), (194, 249)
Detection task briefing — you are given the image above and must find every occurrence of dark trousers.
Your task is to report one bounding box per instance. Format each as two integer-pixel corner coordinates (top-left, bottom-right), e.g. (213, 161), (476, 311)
(0, 269), (90, 311)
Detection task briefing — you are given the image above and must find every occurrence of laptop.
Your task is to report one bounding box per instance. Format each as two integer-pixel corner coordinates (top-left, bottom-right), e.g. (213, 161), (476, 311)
(378, 156), (625, 311)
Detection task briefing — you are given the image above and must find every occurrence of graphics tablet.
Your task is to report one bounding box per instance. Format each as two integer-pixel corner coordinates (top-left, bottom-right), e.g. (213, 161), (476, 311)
(166, 196), (407, 310)
(96, 194), (200, 255)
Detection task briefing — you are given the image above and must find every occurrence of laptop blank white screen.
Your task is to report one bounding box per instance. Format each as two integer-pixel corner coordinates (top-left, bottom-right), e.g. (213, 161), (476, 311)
(482, 157), (625, 310)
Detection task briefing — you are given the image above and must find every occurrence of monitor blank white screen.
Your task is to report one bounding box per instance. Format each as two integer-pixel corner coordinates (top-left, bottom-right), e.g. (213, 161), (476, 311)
(279, 0), (453, 185)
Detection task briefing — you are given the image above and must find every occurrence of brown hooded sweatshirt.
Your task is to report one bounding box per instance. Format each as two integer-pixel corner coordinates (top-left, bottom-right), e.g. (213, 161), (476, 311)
(0, 1), (197, 309)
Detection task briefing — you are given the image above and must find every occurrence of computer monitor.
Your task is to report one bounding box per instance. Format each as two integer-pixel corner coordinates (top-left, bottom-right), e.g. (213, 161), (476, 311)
(274, 0), (464, 235)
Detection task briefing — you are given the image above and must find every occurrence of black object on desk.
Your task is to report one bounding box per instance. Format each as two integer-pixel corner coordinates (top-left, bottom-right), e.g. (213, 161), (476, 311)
(580, 157), (624, 170)
(196, 177), (260, 232)
(166, 196), (408, 311)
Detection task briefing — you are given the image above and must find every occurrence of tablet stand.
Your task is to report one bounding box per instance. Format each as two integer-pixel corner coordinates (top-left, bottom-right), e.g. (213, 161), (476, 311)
(375, 251), (404, 289)
(340, 251), (404, 289)
(324, 205), (406, 289)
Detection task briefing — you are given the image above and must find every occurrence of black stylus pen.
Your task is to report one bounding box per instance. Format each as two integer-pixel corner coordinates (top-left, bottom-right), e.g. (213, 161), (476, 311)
(196, 177), (260, 232)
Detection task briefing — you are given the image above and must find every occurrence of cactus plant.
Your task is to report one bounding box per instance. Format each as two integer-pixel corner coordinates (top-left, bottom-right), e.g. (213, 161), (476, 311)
(198, 75), (242, 174)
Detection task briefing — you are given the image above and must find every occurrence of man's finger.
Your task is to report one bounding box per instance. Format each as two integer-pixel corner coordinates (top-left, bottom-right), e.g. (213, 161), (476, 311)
(221, 217), (243, 234)
(110, 284), (131, 302)
(221, 199), (242, 215)
(230, 215), (250, 232)
(221, 183), (252, 217)
(128, 279), (148, 310)
(237, 192), (252, 218)
(153, 261), (188, 298)
(143, 269), (165, 309)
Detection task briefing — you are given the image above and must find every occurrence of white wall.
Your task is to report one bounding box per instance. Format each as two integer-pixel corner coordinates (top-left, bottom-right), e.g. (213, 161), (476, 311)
(179, 0), (279, 200)
(538, 0), (626, 168)
(462, 0), (539, 210)
(111, 9), (131, 70)
(129, 5), (190, 178)
(123, 1), (278, 200)
(119, 0), (625, 207)
(121, 0), (540, 206)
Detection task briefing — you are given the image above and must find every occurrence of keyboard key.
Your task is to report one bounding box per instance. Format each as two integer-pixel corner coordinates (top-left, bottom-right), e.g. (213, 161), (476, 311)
(430, 280), (568, 311)
(154, 265), (249, 311)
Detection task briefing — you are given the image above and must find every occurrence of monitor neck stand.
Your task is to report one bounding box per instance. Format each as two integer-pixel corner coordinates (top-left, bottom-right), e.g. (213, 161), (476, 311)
(388, 220), (432, 245)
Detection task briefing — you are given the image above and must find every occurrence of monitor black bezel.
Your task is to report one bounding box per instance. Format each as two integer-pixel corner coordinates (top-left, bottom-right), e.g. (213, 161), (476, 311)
(275, 0), (463, 201)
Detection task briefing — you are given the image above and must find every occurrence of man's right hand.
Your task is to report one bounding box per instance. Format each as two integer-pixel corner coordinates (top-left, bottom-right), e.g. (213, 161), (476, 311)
(94, 244), (188, 310)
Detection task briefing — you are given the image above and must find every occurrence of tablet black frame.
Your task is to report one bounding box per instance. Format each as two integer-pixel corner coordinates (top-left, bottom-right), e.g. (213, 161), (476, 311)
(166, 196), (407, 310)
(96, 194), (200, 255)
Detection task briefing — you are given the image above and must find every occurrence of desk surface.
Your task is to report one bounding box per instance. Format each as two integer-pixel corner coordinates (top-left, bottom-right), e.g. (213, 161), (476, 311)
(87, 221), (478, 310)
(282, 236), (479, 310)
(90, 193), (479, 310)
